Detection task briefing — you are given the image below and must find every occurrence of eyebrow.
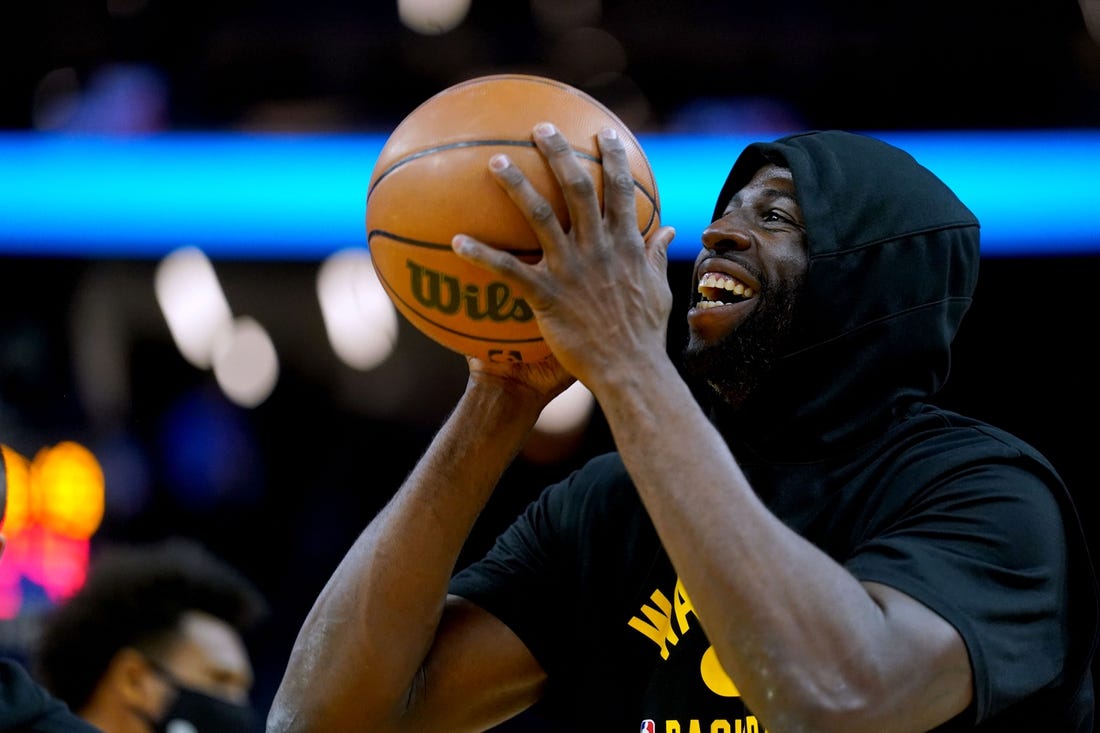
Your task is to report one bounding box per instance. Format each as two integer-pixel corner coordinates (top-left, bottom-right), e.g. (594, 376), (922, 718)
(727, 187), (801, 210)
(761, 187), (799, 205)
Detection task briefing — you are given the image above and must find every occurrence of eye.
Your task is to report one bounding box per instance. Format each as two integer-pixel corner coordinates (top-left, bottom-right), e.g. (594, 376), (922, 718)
(762, 209), (804, 230)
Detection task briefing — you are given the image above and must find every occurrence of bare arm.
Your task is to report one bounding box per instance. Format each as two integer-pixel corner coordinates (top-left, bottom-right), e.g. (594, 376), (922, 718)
(268, 360), (571, 733)
(452, 124), (973, 733)
(590, 355), (972, 732)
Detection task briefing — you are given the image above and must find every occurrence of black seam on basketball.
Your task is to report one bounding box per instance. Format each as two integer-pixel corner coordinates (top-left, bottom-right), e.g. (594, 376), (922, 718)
(635, 185), (659, 235)
(368, 230), (540, 259)
(373, 260), (544, 345)
(444, 75), (656, 174)
(369, 147), (660, 235)
(376, 74), (660, 223)
(368, 141), (658, 226)
(369, 140), (539, 194)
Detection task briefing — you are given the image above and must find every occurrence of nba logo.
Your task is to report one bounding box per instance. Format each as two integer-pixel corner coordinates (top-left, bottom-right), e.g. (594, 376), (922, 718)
(640, 721), (656, 733)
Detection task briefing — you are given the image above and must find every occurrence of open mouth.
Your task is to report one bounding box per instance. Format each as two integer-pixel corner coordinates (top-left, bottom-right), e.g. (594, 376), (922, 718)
(696, 271), (755, 309)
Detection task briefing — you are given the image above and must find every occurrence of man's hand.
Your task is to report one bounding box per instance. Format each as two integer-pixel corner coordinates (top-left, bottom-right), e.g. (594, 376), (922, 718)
(466, 352), (576, 415)
(452, 122), (676, 389)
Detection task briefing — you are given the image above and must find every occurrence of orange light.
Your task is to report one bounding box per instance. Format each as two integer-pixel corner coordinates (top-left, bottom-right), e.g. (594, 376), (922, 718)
(31, 442), (105, 540)
(0, 445), (32, 534)
(0, 441), (104, 618)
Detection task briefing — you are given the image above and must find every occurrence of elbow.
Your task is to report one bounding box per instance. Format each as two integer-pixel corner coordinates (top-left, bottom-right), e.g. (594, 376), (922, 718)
(755, 679), (885, 733)
(266, 693), (324, 733)
(266, 703), (367, 733)
(265, 702), (300, 733)
(266, 683), (406, 733)
(265, 687), (349, 733)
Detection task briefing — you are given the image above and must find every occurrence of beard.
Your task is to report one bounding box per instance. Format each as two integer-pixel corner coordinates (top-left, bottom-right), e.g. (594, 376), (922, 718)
(681, 275), (803, 410)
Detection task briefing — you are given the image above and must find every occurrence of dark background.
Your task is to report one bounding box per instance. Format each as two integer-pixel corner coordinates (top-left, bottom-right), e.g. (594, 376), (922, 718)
(2, 0), (1099, 729)
(4, 0), (1099, 134)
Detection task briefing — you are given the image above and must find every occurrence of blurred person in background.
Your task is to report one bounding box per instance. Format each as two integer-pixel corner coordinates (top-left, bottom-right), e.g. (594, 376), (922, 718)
(33, 536), (268, 733)
(1, 445), (100, 732)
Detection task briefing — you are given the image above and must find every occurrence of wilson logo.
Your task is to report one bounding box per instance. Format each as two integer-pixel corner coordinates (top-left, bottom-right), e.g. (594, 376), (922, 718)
(407, 260), (534, 323)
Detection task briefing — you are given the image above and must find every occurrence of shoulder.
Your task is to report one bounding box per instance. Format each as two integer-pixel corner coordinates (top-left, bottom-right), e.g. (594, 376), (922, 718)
(0, 659), (98, 732)
(538, 451), (644, 527)
(864, 408), (1075, 561)
(867, 407), (1071, 529)
(900, 405), (1060, 473)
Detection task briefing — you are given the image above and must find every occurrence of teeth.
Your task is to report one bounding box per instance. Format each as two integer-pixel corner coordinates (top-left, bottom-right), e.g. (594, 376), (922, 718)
(696, 271), (755, 305)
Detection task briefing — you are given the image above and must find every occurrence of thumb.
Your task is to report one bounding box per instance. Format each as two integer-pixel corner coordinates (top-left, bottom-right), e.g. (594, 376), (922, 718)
(647, 225), (676, 269)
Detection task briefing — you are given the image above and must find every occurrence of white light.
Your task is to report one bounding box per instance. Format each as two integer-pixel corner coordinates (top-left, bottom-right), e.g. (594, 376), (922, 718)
(397, 0), (471, 35)
(212, 316), (279, 408)
(317, 248), (398, 371)
(154, 246), (233, 369)
(535, 381), (595, 434)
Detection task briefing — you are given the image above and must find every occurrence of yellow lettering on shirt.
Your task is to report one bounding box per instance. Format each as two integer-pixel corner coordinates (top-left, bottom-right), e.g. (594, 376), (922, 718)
(662, 718), (762, 733)
(674, 577), (696, 634)
(628, 589), (679, 659)
(629, 578), (703, 659)
(700, 645), (740, 697)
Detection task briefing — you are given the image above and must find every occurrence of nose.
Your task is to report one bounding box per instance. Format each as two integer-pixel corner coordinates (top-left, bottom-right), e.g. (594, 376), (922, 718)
(701, 217), (752, 253)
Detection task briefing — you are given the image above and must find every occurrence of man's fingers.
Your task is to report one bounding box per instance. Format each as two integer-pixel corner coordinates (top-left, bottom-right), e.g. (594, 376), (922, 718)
(598, 127), (638, 236)
(532, 122), (603, 244)
(487, 153), (567, 259)
(452, 234), (536, 290)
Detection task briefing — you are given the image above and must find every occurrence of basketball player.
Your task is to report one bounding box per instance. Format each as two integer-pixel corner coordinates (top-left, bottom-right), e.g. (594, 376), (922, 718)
(270, 128), (1097, 731)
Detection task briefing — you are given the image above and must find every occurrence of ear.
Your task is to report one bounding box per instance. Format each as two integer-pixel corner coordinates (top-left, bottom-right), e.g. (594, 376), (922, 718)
(103, 647), (164, 709)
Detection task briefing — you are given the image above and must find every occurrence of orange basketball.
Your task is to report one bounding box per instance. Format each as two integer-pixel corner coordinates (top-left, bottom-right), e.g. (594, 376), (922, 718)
(365, 73), (660, 363)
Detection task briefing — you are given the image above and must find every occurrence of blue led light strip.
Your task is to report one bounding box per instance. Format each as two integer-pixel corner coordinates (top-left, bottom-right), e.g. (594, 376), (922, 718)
(1, 130), (1097, 259)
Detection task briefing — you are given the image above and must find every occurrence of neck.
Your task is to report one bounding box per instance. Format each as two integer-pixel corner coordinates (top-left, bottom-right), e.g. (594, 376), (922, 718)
(81, 699), (154, 733)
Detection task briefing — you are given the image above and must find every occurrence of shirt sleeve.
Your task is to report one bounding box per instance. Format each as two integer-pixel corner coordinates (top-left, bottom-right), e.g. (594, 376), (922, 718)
(449, 468), (581, 675)
(449, 453), (648, 678)
(844, 461), (1071, 724)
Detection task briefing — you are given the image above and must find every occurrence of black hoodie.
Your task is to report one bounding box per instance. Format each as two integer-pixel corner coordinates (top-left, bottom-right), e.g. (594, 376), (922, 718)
(708, 130), (982, 459)
(451, 131), (1098, 731)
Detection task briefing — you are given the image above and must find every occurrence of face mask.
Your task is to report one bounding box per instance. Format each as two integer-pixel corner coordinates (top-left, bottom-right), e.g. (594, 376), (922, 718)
(135, 657), (257, 733)
(154, 684), (257, 733)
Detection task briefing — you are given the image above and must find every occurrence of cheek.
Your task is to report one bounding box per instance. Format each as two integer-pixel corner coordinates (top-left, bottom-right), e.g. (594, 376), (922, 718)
(774, 243), (809, 281)
(212, 680), (251, 705)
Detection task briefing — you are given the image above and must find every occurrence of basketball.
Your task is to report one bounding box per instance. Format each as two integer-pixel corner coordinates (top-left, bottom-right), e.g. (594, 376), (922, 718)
(365, 73), (661, 363)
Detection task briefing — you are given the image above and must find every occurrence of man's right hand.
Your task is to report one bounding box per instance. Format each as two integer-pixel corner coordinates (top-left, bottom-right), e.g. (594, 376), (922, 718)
(466, 352), (576, 414)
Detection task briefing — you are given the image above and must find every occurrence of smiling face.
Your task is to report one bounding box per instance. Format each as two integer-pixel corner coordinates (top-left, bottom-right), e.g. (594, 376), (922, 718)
(682, 163), (809, 408)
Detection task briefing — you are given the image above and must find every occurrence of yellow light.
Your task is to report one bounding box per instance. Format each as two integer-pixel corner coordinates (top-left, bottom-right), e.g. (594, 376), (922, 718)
(30, 442), (105, 540)
(0, 445), (32, 534)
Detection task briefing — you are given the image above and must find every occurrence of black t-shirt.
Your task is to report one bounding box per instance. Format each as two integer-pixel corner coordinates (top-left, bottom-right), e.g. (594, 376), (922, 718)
(450, 408), (1097, 731)
(0, 659), (99, 732)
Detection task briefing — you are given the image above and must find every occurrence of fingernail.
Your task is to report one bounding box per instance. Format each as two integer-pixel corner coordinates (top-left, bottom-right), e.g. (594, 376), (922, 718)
(535, 122), (556, 138)
(489, 154), (509, 171)
(600, 127), (618, 140)
(452, 235), (471, 252)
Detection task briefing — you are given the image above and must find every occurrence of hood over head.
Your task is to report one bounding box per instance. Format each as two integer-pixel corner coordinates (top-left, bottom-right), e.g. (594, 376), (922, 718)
(707, 130), (981, 460)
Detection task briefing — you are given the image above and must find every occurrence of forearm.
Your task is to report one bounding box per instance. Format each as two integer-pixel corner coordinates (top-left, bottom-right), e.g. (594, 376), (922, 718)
(269, 380), (543, 733)
(590, 357), (912, 731)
